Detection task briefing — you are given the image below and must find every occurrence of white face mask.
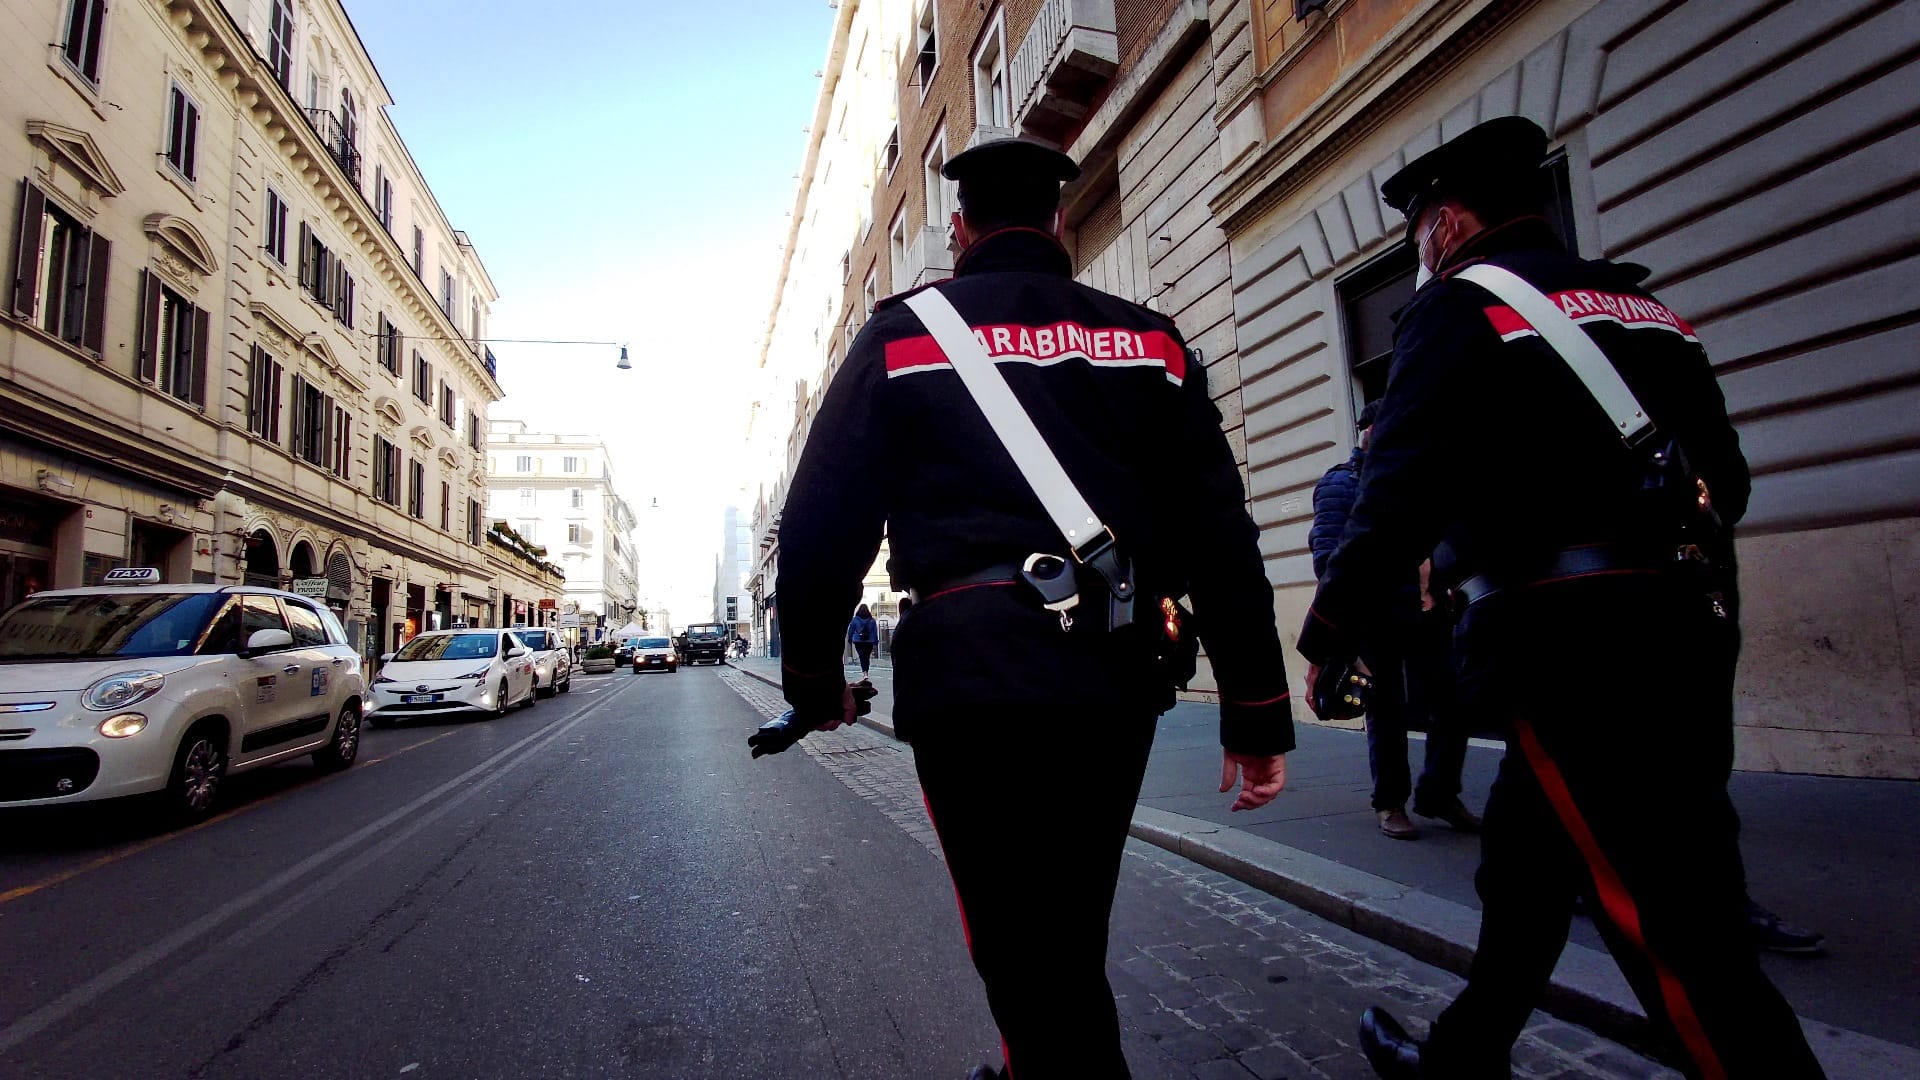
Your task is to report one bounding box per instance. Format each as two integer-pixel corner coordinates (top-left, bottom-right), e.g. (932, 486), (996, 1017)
(1413, 212), (1443, 290)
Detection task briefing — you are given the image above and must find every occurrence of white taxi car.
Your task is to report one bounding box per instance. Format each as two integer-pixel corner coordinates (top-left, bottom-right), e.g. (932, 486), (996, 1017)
(512, 626), (573, 697)
(0, 569), (366, 821)
(629, 635), (677, 673)
(366, 628), (538, 724)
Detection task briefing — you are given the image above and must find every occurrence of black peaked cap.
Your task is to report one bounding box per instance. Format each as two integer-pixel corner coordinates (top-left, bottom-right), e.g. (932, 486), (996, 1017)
(943, 137), (1080, 185)
(1381, 116), (1549, 221)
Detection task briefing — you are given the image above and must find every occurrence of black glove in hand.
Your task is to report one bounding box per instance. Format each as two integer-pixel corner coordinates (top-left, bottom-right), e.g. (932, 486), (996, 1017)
(749, 679), (878, 758)
(1311, 660), (1373, 722)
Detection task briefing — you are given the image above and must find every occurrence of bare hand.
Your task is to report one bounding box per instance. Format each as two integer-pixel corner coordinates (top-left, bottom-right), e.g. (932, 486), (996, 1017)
(1220, 751), (1287, 812)
(815, 683), (858, 731)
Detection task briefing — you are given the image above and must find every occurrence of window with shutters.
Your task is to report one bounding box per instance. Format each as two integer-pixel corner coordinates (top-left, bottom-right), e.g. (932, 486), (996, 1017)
(289, 374), (346, 474)
(412, 226), (424, 274)
(440, 481), (452, 530)
(440, 381), (456, 427)
(136, 273), (206, 407)
(470, 297), (480, 342)
(331, 261), (355, 328)
(570, 488), (583, 509)
(332, 408), (351, 479)
(567, 524), (582, 544)
(373, 165), (393, 232)
(246, 346), (282, 442)
(467, 410), (482, 449)
(562, 456), (580, 473)
(164, 84), (199, 183)
(264, 188), (289, 265)
(467, 498), (483, 544)
(376, 312), (401, 374)
(61, 0), (109, 86)
(882, 126), (900, 180)
(406, 459), (425, 519)
(515, 456), (532, 473)
(439, 268), (455, 317)
(11, 182), (110, 356)
(372, 436), (400, 505)
(268, 0), (295, 92)
(298, 223), (333, 307)
(412, 353), (431, 403)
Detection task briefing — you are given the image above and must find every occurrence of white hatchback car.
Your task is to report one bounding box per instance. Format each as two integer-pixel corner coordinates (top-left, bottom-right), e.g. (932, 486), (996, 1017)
(511, 626), (572, 697)
(366, 629), (538, 724)
(0, 571), (366, 821)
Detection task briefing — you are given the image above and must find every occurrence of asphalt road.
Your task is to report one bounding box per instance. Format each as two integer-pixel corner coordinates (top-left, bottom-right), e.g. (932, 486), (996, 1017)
(0, 668), (999, 1079)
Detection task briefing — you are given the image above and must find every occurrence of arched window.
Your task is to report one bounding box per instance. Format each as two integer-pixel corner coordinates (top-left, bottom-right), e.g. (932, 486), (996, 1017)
(244, 528), (280, 588)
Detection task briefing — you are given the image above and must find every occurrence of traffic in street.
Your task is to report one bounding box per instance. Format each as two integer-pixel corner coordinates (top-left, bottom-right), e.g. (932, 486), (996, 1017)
(0, 667), (1678, 1079)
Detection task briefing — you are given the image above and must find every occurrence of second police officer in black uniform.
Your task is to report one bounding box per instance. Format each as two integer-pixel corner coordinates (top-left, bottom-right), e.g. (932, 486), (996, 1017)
(1300, 116), (1824, 1079)
(761, 138), (1295, 1079)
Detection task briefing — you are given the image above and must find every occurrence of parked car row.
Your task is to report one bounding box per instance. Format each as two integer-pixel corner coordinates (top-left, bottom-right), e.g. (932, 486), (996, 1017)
(0, 569), (586, 825)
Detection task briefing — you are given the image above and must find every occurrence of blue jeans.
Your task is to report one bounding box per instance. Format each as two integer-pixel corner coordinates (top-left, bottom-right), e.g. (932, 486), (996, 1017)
(1363, 614), (1470, 812)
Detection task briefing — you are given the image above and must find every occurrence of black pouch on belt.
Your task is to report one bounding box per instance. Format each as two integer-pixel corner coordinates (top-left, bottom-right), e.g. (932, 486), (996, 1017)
(1311, 660), (1373, 721)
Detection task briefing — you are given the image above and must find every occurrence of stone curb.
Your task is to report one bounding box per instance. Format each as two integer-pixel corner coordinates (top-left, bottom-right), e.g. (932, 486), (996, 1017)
(1129, 805), (1920, 1078)
(725, 661), (899, 739)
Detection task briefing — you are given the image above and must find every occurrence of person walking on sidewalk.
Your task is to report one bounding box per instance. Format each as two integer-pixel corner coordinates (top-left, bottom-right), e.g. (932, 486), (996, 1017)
(761, 137), (1294, 1080)
(1310, 404), (1480, 841)
(847, 604), (878, 674)
(1299, 116), (1823, 1079)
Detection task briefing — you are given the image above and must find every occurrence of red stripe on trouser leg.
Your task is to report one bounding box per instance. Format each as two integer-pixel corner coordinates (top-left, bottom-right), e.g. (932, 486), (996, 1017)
(1512, 719), (1727, 1080)
(921, 790), (1016, 1079)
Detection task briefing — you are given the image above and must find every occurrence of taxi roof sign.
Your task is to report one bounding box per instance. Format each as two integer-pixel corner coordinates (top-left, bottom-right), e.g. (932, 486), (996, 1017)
(101, 567), (163, 585)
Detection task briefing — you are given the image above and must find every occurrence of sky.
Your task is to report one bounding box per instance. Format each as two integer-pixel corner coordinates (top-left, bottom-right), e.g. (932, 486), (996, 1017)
(350, 0), (833, 625)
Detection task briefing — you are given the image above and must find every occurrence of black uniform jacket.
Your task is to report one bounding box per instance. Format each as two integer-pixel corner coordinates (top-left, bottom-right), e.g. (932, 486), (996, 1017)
(777, 228), (1294, 755)
(1297, 218), (1749, 683)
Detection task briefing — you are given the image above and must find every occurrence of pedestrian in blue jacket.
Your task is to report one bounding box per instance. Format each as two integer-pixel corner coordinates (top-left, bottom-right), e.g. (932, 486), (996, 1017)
(847, 604), (878, 674)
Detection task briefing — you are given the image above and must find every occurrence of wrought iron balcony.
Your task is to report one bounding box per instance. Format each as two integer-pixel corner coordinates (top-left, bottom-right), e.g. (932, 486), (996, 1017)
(303, 107), (362, 187)
(484, 347), (498, 379)
(1009, 0), (1118, 140)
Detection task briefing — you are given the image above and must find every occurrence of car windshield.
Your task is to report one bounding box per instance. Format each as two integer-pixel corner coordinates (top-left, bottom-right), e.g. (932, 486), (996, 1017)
(688, 625), (724, 636)
(393, 633), (498, 662)
(0, 592), (226, 660)
(639, 637), (670, 648)
(518, 630), (550, 649)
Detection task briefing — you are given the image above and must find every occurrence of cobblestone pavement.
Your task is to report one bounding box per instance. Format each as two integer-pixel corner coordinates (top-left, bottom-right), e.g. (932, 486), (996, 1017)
(718, 669), (1679, 1080)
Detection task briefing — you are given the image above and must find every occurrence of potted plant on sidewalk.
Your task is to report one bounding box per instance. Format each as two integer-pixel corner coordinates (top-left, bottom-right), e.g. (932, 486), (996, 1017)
(581, 643), (617, 674)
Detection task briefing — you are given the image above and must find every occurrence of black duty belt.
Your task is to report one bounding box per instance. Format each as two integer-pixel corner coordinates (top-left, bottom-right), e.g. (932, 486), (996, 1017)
(907, 566), (1021, 606)
(1456, 545), (1663, 608)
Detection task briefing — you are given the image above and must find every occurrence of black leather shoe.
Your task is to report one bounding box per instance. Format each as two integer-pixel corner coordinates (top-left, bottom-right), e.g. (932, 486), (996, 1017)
(1359, 1006), (1422, 1079)
(1412, 797), (1484, 833)
(1747, 899), (1826, 954)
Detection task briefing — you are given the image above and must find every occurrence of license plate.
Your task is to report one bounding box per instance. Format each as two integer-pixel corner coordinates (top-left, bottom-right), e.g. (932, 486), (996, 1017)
(401, 694), (442, 704)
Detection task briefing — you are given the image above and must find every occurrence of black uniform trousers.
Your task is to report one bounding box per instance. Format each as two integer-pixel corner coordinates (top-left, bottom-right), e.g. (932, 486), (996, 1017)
(1423, 580), (1823, 1079)
(912, 707), (1159, 1080)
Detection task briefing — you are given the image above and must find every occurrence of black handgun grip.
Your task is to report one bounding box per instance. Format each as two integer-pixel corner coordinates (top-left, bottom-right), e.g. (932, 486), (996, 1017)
(749, 679), (882, 758)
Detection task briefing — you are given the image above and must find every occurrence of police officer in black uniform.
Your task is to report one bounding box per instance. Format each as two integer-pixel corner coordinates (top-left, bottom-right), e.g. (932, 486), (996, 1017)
(1299, 116), (1824, 1079)
(762, 138), (1295, 1079)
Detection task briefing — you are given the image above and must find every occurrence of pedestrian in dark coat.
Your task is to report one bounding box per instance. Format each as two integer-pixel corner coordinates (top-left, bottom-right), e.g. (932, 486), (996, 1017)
(1311, 405), (1479, 840)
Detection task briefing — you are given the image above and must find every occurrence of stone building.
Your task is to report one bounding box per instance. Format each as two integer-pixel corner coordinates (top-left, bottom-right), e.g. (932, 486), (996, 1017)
(1213, 0), (1920, 778)
(2, 0), (520, 661)
(484, 420), (639, 641)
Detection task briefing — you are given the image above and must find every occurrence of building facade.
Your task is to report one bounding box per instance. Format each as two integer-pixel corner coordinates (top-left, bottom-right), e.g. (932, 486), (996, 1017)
(712, 504), (749, 638)
(758, 0), (1920, 779)
(1212, 0), (1920, 778)
(748, 0), (1250, 671)
(484, 420), (639, 641)
(3, 0), (525, 661)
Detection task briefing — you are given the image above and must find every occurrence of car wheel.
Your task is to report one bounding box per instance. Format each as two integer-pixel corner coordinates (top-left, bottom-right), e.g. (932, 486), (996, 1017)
(164, 723), (227, 822)
(493, 680), (510, 719)
(313, 703), (361, 772)
(558, 673), (571, 694)
(521, 680), (538, 709)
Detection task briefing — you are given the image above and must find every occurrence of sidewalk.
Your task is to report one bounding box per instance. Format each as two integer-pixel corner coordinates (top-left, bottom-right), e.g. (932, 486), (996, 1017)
(729, 657), (1920, 1074)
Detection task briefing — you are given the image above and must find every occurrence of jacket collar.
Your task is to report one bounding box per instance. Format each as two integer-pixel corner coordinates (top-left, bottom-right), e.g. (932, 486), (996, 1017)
(1438, 215), (1561, 275)
(953, 227), (1074, 278)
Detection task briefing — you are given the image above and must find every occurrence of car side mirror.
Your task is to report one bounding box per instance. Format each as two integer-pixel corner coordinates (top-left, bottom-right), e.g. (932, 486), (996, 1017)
(380, 653), (394, 664)
(508, 646), (529, 658)
(243, 628), (294, 656)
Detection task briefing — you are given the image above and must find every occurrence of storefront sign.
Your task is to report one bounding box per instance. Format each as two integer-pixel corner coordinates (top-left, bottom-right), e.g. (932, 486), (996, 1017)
(538, 598), (557, 611)
(292, 578), (331, 599)
(557, 613), (581, 628)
